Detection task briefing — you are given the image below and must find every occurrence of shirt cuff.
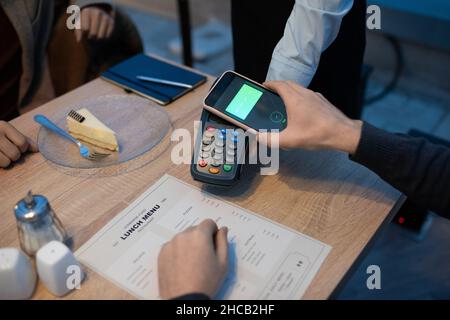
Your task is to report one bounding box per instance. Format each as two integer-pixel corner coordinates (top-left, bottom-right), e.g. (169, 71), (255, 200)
(266, 55), (317, 87)
(350, 122), (399, 172)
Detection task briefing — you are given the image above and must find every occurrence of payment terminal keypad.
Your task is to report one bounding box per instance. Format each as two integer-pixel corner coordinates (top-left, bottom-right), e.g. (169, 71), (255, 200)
(191, 110), (247, 186)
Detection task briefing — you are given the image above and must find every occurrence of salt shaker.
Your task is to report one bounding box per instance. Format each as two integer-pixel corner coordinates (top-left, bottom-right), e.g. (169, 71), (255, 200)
(14, 191), (67, 256)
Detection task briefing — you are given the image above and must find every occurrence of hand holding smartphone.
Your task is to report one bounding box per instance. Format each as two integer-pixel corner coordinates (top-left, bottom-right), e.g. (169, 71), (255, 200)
(204, 71), (288, 133)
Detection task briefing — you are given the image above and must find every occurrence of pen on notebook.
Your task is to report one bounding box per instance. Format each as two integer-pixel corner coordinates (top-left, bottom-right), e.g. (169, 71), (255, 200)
(136, 75), (193, 89)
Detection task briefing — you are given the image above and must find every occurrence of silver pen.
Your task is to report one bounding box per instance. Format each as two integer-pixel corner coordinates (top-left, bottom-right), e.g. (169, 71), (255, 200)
(136, 75), (193, 89)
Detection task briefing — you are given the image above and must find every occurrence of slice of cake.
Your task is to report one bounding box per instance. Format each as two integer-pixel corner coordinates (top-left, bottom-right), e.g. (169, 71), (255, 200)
(66, 108), (119, 151)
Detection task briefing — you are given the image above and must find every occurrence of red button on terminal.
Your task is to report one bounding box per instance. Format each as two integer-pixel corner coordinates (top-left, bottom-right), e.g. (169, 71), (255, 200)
(199, 160), (208, 167)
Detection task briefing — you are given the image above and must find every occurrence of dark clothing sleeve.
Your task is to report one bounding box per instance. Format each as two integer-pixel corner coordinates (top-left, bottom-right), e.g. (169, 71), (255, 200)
(172, 293), (210, 300)
(351, 122), (450, 217)
(0, 6), (22, 121)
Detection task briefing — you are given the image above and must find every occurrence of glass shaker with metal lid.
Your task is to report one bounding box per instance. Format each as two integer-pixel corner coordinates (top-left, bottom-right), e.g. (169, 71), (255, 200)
(14, 191), (67, 256)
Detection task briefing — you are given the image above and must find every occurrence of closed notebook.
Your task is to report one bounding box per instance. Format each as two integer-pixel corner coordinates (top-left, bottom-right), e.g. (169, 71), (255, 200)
(101, 54), (207, 105)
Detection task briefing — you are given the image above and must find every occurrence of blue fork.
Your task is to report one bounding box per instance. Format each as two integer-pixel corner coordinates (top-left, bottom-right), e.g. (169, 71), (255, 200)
(34, 114), (110, 161)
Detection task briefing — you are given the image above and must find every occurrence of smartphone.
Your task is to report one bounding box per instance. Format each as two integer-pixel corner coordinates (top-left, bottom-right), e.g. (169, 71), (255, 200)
(204, 71), (287, 132)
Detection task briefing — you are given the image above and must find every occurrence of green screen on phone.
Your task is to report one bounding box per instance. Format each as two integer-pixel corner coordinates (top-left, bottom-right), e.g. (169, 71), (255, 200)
(225, 84), (263, 120)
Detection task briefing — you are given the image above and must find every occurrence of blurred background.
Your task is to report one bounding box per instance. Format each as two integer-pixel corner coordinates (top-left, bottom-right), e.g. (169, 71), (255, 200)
(112, 0), (450, 300)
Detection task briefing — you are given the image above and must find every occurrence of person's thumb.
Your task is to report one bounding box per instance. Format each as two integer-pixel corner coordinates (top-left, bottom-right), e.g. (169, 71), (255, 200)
(263, 81), (295, 114)
(215, 227), (229, 273)
(263, 80), (285, 95)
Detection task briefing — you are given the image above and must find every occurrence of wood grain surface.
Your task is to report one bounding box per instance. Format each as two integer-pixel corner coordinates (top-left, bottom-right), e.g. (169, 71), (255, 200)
(0, 63), (402, 299)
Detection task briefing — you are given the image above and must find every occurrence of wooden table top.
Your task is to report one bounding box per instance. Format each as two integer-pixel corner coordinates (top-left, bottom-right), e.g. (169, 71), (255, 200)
(0, 65), (402, 300)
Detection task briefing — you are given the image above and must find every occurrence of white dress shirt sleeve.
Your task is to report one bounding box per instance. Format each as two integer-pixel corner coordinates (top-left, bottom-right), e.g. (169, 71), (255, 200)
(266, 0), (354, 87)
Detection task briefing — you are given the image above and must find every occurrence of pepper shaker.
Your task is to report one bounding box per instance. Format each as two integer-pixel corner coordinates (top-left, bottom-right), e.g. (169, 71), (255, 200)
(14, 191), (67, 256)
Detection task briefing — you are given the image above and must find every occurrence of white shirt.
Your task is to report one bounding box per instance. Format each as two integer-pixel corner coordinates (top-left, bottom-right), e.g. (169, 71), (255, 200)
(266, 0), (354, 86)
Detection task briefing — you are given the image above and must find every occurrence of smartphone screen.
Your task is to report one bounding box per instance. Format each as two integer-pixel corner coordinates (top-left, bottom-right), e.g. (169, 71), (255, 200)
(205, 71), (287, 131)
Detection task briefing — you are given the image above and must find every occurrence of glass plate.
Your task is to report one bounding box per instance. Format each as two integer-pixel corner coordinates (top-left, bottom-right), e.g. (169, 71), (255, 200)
(37, 95), (172, 177)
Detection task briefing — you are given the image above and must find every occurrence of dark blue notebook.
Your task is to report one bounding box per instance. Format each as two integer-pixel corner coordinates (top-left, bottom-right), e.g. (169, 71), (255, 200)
(101, 54), (207, 105)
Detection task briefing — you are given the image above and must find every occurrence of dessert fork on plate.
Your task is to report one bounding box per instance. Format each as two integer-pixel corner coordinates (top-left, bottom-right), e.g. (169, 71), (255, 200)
(34, 114), (111, 161)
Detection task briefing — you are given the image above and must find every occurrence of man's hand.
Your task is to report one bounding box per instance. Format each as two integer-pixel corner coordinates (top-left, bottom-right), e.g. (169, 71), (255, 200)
(75, 6), (115, 42)
(260, 81), (363, 154)
(0, 121), (38, 168)
(158, 219), (229, 299)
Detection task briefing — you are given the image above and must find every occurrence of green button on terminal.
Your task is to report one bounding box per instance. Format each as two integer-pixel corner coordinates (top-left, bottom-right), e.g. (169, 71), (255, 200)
(223, 164), (233, 172)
